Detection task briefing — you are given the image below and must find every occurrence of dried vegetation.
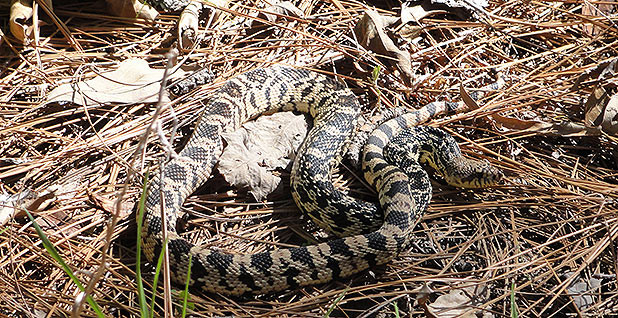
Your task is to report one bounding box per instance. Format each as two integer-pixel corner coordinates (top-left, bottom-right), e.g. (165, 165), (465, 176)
(1, 0), (618, 317)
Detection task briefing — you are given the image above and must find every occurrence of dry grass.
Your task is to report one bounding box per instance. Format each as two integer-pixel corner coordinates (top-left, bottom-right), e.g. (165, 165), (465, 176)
(1, 0), (618, 317)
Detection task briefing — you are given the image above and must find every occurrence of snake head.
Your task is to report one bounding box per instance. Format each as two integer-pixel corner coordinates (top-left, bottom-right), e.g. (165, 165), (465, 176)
(444, 157), (503, 188)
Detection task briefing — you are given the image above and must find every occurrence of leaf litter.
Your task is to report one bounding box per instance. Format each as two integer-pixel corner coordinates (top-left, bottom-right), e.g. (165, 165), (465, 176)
(2, 0), (618, 317)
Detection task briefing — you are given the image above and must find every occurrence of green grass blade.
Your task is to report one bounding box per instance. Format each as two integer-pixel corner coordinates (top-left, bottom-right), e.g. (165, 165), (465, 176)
(25, 209), (104, 317)
(181, 253), (193, 318)
(149, 238), (167, 318)
(394, 301), (399, 318)
(135, 172), (150, 318)
(324, 286), (348, 318)
(511, 281), (518, 318)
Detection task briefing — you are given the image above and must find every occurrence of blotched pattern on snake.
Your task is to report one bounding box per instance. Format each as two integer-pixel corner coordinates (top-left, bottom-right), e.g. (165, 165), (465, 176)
(141, 66), (501, 295)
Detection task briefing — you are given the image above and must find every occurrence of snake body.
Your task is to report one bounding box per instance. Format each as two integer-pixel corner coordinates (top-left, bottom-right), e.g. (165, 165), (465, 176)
(142, 66), (501, 295)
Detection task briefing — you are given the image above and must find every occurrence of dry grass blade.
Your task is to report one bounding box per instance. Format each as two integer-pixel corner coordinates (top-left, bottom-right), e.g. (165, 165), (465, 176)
(1, 0), (618, 317)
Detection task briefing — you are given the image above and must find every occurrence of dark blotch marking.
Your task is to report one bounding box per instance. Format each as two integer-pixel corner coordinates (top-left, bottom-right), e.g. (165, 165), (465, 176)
(204, 101), (232, 119)
(182, 146), (214, 163)
(290, 247), (315, 267)
(327, 239), (355, 257)
(238, 265), (258, 291)
(325, 256), (342, 280)
(301, 86), (314, 99)
(168, 238), (193, 265)
(371, 162), (389, 175)
(367, 232), (387, 255)
(363, 151), (382, 167)
(446, 101), (460, 112)
(251, 253), (273, 276)
(221, 80), (244, 98)
(283, 266), (301, 288)
(277, 82), (289, 101)
(206, 251), (234, 277)
(165, 163), (187, 183)
(188, 254), (209, 290)
(264, 86), (271, 103)
(384, 210), (410, 230)
(146, 215), (162, 236)
(246, 68), (270, 85)
(420, 143), (434, 155)
(145, 185), (160, 209)
(383, 179), (411, 198)
(367, 135), (385, 148)
(425, 102), (437, 116)
(377, 124), (393, 138)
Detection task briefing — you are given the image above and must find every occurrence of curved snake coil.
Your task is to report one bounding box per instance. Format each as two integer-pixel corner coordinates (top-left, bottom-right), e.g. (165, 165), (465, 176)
(142, 66), (501, 295)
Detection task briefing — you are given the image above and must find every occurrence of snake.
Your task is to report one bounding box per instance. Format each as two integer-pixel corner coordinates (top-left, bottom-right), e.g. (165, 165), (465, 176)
(141, 66), (502, 296)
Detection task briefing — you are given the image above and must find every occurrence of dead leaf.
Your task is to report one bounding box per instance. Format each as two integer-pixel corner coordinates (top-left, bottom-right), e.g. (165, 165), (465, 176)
(10, 0), (35, 43)
(460, 83), (552, 131)
(584, 86), (610, 127)
(421, 0), (489, 18)
(88, 192), (134, 219)
(563, 271), (602, 310)
(0, 190), (37, 225)
(426, 289), (476, 318)
(601, 95), (618, 134)
(415, 283), (434, 306)
(0, 182), (78, 225)
(582, 0), (616, 36)
(46, 59), (186, 106)
(178, 2), (201, 51)
(572, 57), (618, 90)
(248, 1), (304, 37)
(459, 83), (604, 136)
(218, 112), (309, 201)
(401, 1), (447, 24)
(579, 86), (618, 134)
(105, 0), (158, 20)
(570, 58), (618, 135)
(260, 1), (304, 22)
(354, 10), (414, 85)
(397, 24), (422, 41)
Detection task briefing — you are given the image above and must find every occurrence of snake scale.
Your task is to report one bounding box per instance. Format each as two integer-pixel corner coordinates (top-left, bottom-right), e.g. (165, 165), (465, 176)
(142, 66), (501, 295)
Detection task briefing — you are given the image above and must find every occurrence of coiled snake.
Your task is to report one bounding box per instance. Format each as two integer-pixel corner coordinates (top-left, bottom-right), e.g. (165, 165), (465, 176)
(142, 66), (501, 295)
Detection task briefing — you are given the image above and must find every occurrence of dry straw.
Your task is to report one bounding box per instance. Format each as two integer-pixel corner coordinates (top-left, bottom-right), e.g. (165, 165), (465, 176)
(0, 0), (617, 316)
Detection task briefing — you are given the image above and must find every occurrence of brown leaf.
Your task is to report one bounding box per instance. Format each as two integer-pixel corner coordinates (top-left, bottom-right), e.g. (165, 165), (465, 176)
(354, 10), (414, 85)
(89, 192), (133, 219)
(105, 0), (158, 20)
(248, 1), (304, 37)
(397, 24), (422, 41)
(460, 83), (552, 131)
(10, 0), (34, 43)
(571, 57), (618, 90)
(584, 86), (610, 127)
(579, 86), (618, 135)
(415, 283), (433, 306)
(0, 182), (77, 226)
(267, 1), (304, 19)
(582, 1), (616, 36)
(459, 81), (603, 136)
